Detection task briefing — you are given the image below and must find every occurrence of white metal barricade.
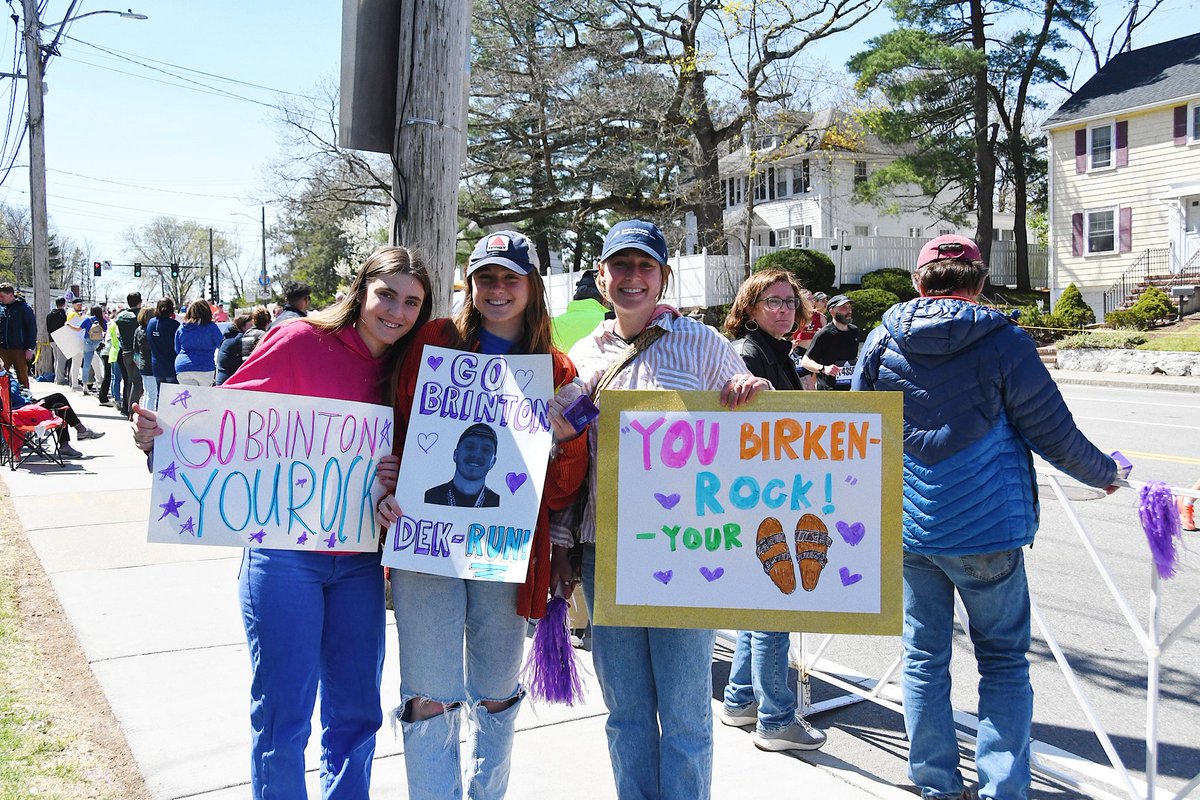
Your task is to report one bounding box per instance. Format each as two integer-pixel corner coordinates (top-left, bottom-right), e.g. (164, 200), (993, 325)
(720, 475), (1200, 800)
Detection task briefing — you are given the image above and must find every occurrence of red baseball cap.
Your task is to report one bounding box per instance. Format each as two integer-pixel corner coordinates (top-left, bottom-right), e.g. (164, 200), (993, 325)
(917, 235), (982, 268)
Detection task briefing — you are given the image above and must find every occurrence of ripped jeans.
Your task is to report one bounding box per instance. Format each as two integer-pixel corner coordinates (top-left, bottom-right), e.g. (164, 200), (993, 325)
(391, 570), (528, 800)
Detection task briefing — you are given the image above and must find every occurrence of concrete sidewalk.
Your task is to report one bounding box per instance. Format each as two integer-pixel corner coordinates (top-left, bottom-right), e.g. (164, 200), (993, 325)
(6, 381), (915, 800)
(1049, 368), (1200, 393)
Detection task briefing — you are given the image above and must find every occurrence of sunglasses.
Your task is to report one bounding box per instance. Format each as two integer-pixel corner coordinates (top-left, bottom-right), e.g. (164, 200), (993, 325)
(936, 242), (968, 257)
(755, 296), (801, 311)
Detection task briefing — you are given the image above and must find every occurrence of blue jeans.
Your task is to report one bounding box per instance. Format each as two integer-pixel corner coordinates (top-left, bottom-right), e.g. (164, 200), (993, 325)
(142, 375), (158, 412)
(723, 630), (795, 730)
(391, 570), (528, 800)
(238, 549), (386, 800)
(582, 544), (714, 800)
(109, 360), (122, 404)
(81, 338), (100, 385)
(902, 548), (1033, 800)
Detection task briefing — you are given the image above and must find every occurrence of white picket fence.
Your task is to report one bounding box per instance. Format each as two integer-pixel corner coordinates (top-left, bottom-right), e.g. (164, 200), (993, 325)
(545, 239), (1048, 316)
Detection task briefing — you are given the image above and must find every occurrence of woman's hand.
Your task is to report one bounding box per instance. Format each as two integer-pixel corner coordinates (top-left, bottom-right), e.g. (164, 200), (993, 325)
(131, 402), (162, 454)
(375, 494), (402, 530)
(550, 544), (576, 597)
(376, 454), (400, 492)
(548, 381), (585, 444)
(720, 374), (770, 410)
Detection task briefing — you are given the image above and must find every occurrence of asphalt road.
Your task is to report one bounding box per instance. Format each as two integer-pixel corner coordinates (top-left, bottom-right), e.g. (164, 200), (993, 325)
(721, 382), (1200, 799)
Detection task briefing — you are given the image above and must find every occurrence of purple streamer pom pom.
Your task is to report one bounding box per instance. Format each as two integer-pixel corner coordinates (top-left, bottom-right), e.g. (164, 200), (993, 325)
(522, 595), (585, 705)
(1139, 481), (1182, 579)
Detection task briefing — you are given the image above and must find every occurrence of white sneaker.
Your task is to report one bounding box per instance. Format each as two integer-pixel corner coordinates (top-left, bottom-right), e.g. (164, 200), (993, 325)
(753, 716), (827, 751)
(716, 701), (759, 727)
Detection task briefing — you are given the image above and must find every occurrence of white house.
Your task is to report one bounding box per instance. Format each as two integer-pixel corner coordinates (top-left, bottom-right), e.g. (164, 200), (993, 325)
(1044, 32), (1200, 319)
(691, 109), (1029, 284)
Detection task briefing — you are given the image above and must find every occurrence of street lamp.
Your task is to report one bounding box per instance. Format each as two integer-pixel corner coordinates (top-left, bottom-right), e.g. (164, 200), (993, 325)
(23, 2), (146, 374)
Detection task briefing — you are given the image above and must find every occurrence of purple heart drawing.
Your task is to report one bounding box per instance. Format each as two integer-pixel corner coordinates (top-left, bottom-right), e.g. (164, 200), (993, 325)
(699, 566), (724, 582)
(417, 432), (438, 453)
(839, 567), (862, 587)
(427, 355), (443, 370)
(654, 492), (681, 510)
(836, 520), (866, 546)
(513, 369), (534, 391)
(653, 570), (673, 585)
(505, 471), (528, 494)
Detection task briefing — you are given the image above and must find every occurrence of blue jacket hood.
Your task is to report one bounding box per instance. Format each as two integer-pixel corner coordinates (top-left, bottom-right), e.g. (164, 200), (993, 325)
(882, 297), (1013, 358)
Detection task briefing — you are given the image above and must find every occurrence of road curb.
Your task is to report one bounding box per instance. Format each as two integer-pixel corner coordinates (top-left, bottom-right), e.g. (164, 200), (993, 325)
(1050, 371), (1200, 393)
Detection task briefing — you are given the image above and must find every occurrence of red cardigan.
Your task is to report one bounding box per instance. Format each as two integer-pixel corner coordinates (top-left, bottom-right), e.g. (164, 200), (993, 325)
(393, 319), (588, 619)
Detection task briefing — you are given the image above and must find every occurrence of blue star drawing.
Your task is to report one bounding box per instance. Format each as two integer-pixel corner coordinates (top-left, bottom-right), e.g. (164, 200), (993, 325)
(296, 532), (309, 545)
(179, 517), (196, 536)
(324, 532), (338, 549)
(170, 390), (193, 409)
(295, 477), (308, 487)
(248, 529), (267, 544)
(158, 493), (185, 520)
(157, 461), (178, 481)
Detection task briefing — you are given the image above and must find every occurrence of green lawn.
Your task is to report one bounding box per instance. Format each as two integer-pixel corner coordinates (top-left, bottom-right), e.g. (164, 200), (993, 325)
(1138, 333), (1200, 352)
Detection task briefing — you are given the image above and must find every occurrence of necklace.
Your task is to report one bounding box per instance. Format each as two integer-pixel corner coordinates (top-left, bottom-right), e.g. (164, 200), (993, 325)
(447, 485), (486, 508)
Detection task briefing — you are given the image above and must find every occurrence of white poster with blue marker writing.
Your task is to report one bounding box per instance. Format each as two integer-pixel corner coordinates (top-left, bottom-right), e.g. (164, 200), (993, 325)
(382, 346), (554, 582)
(147, 384), (391, 552)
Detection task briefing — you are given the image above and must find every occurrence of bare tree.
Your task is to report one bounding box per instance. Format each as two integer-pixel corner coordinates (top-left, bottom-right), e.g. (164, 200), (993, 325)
(124, 217), (238, 303)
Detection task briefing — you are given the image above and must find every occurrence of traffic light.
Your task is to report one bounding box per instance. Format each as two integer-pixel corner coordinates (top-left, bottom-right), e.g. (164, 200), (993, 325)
(93, 261), (102, 277)
(170, 263), (180, 278)
(133, 262), (142, 278)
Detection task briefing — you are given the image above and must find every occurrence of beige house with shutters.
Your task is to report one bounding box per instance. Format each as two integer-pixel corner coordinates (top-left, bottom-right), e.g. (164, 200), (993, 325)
(1045, 32), (1200, 319)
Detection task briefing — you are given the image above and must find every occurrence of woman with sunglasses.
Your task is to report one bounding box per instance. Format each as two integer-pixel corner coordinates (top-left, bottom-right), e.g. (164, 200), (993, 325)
(561, 220), (768, 800)
(714, 270), (828, 752)
(376, 230), (587, 800)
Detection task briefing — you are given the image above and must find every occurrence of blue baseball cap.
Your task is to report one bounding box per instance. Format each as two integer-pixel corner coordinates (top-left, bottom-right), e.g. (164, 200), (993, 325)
(467, 231), (536, 277)
(600, 220), (669, 265)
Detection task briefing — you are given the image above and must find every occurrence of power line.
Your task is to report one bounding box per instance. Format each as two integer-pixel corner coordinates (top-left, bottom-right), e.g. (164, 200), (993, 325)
(43, 166), (249, 199)
(62, 33), (319, 101)
(59, 54), (282, 109)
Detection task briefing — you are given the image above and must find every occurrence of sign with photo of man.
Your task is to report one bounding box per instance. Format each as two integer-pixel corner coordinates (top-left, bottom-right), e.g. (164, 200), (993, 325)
(384, 345), (554, 582)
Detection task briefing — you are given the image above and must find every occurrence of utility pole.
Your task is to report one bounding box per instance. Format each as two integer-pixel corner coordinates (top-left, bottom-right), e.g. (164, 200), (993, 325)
(208, 227), (216, 302)
(22, 0), (50, 375)
(260, 206), (267, 298)
(389, 0), (470, 317)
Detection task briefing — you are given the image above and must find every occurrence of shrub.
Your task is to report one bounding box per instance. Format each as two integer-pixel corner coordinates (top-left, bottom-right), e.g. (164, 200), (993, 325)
(845, 288), (900, 331)
(1057, 331), (1147, 349)
(1052, 283), (1095, 329)
(860, 267), (918, 301)
(1106, 286), (1176, 331)
(753, 249), (835, 295)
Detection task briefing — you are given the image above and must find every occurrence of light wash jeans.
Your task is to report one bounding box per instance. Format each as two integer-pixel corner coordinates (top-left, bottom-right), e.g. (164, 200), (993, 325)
(901, 548), (1033, 800)
(80, 338), (101, 386)
(142, 375), (158, 412)
(391, 570), (528, 800)
(723, 630), (795, 731)
(238, 548), (385, 800)
(582, 544), (714, 800)
(177, 370), (214, 386)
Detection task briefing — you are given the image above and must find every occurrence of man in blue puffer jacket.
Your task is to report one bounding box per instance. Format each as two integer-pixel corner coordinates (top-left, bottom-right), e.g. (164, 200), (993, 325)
(853, 235), (1119, 800)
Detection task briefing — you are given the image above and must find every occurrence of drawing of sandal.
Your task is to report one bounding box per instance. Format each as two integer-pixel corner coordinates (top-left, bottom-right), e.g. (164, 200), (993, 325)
(795, 514), (832, 592)
(755, 516), (796, 595)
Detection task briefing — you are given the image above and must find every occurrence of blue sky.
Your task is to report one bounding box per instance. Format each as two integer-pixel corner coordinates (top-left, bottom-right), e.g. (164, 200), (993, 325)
(0, 0), (1193, 298)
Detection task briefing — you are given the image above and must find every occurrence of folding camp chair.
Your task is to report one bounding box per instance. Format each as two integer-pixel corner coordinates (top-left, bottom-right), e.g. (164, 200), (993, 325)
(0, 373), (66, 469)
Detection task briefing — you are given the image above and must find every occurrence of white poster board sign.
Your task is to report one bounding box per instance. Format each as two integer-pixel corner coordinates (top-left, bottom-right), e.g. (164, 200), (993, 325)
(51, 325), (83, 361)
(147, 384), (392, 551)
(383, 346), (554, 582)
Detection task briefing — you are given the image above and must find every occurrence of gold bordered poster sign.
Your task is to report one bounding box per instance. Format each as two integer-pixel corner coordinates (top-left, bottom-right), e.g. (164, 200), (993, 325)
(593, 390), (903, 635)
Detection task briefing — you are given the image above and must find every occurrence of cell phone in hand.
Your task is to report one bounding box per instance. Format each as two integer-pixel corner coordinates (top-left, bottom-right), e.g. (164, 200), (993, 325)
(563, 394), (600, 433)
(1110, 450), (1132, 480)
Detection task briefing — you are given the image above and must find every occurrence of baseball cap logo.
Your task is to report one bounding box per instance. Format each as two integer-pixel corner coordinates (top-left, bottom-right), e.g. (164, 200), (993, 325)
(485, 234), (510, 253)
